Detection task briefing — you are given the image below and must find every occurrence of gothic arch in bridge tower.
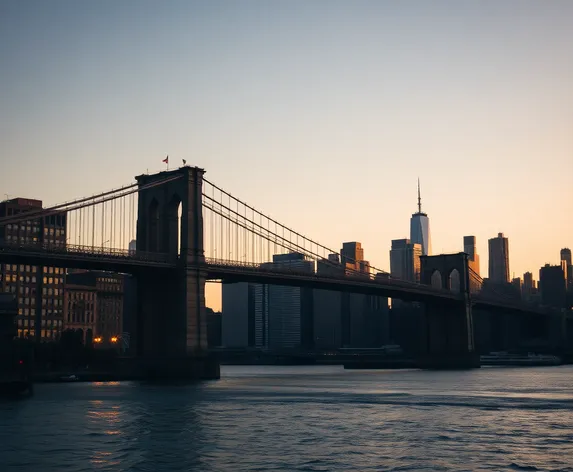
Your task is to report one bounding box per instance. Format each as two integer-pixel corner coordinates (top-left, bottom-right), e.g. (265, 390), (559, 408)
(147, 199), (159, 253)
(419, 253), (470, 296)
(448, 269), (461, 293)
(431, 270), (443, 289)
(164, 194), (182, 256)
(135, 167), (205, 263)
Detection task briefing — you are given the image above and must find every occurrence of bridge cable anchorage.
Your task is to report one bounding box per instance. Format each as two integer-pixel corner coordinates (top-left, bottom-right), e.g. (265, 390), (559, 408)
(202, 178), (390, 277)
(0, 174), (183, 227)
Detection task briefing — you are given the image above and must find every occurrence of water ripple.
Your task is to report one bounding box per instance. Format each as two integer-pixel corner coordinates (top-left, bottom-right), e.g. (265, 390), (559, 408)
(0, 366), (572, 471)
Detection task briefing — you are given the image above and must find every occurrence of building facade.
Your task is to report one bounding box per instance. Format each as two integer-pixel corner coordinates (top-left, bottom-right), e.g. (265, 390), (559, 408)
(221, 282), (252, 347)
(561, 248), (572, 289)
(0, 198), (66, 341)
(539, 264), (567, 309)
(63, 284), (97, 341)
(390, 238), (422, 282)
(65, 271), (124, 341)
(488, 233), (510, 283)
(267, 253), (314, 350)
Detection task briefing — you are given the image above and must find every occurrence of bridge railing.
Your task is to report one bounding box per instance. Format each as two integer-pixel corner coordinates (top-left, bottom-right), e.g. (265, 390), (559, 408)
(203, 257), (459, 296)
(0, 239), (174, 263)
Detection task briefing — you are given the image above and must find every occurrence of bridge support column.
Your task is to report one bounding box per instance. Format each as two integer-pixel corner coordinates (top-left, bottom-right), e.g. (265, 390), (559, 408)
(134, 166), (219, 380)
(419, 253), (479, 369)
(422, 299), (479, 368)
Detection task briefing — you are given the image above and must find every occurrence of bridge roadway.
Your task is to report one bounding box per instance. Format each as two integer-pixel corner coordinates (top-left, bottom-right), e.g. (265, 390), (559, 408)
(0, 241), (555, 314)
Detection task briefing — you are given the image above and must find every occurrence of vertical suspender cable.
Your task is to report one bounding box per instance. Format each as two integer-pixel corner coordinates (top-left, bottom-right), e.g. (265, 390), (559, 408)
(101, 200), (105, 249)
(92, 201), (95, 249)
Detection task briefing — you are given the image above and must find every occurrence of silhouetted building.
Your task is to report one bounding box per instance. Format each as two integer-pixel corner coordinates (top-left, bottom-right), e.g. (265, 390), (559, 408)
(463, 235), (482, 292)
(539, 264), (567, 309)
(464, 236), (480, 275)
(511, 277), (522, 295)
(0, 198), (66, 341)
(341, 242), (366, 274)
(410, 179), (431, 256)
(63, 284), (97, 342)
(522, 271), (537, 300)
(122, 274), (137, 353)
(313, 257), (344, 349)
(267, 253), (314, 350)
(0, 293), (17, 340)
(561, 248), (572, 289)
(206, 308), (222, 348)
(65, 271), (124, 341)
(488, 233), (510, 283)
(390, 238), (422, 282)
(221, 282), (252, 347)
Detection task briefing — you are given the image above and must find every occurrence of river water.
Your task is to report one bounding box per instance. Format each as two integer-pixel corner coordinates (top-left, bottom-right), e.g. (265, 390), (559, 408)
(1, 365), (572, 471)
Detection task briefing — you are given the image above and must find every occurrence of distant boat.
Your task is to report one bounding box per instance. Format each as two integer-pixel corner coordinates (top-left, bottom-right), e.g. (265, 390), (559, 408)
(480, 352), (561, 367)
(59, 374), (79, 382)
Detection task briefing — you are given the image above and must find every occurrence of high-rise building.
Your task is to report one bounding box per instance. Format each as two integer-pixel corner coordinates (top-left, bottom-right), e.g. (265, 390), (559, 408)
(463, 236), (480, 275)
(313, 257), (344, 350)
(0, 198), (66, 341)
(221, 282), (252, 347)
(267, 253), (314, 350)
(560, 248), (572, 288)
(523, 271), (537, 297)
(340, 242), (365, 274)
(410, 179), (431, 256)
(390, 238), (422, 282)
(539, 264), (567, 309)
(488, 233), (510, 283)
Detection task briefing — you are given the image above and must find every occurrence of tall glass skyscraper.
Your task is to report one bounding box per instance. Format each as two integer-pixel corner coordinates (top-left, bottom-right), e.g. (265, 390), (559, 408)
(410, 179), (431, 256)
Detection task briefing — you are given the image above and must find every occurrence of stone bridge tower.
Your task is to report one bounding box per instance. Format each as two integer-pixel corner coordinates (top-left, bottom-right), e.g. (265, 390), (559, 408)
(419, 253), (478, 368)
(134, 166), (217, 379)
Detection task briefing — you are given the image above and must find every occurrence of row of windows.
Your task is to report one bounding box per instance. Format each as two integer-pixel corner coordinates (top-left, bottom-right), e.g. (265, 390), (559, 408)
(5, 224), (40, 233)
(4, 265), (64, 274)
(68, 292), (96, 301)
(17, 319), (62, 328)
(18, 308), (63, 316)
(67, 301), (95, 310)
(67, 313), (96, 324)
(2, 275), (64, 285)
(17, 329), (60, 339)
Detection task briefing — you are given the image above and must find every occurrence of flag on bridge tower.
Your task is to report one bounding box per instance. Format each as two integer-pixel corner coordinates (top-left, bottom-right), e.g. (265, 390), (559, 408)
(182, 159), (187, 166)
(162, 155), (169, 164)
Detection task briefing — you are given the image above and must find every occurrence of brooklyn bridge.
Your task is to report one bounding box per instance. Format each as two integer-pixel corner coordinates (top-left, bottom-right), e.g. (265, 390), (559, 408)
(0, 166), (570, 378)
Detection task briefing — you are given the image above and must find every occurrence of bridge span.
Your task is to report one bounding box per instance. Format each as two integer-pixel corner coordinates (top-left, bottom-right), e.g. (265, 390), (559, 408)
(0, 166), (566, 378)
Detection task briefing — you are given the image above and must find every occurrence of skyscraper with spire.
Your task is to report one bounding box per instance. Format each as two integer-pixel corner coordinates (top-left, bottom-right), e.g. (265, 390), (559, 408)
(410, 179), (431, 256)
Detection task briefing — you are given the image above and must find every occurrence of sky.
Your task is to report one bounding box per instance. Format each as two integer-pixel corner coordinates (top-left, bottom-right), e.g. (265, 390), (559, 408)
(1, 1), (572, 311)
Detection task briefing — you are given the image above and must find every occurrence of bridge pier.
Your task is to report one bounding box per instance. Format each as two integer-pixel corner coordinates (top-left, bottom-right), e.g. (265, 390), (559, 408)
(419, 253), (479, 369)
(134, 167), (219, 380)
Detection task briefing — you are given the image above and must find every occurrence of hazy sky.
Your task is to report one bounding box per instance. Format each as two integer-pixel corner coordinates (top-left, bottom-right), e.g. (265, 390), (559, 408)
(1, 1), (572, 311)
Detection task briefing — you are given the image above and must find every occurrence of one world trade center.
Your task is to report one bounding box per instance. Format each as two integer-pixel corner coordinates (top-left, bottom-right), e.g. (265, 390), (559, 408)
(410, 179), (431, 256)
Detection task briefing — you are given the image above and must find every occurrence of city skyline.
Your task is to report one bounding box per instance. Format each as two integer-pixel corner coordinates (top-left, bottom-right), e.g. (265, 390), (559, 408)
(1, 1), (572, 313)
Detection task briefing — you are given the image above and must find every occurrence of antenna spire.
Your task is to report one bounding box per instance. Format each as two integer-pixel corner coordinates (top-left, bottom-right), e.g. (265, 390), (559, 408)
(417, 178), (422, 213)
